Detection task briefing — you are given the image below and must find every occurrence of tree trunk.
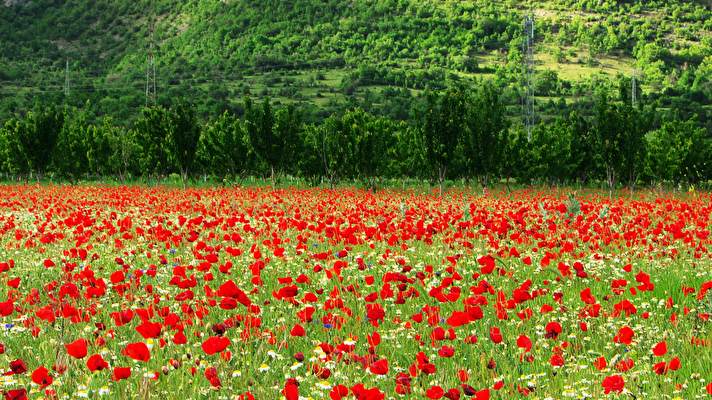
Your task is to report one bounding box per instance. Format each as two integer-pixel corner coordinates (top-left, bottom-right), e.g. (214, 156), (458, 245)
(606, 166), (616, 198)
(438, 165), (447, 197)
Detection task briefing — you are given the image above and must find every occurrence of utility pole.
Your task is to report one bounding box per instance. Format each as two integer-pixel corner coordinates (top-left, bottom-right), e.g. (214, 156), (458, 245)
(64, 59), (70, 99)
(522, 13), (535, 141)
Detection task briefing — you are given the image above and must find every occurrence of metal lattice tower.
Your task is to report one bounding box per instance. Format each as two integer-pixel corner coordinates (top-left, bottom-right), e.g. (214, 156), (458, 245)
(64, 59), (70, 99)
(522, 14), (535, 141)
(631, 74), (638, 107)
(145, 11), (157, 105)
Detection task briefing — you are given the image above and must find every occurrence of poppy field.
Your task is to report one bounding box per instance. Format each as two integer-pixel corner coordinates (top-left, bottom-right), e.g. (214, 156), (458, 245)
(0, 185), (711, 400)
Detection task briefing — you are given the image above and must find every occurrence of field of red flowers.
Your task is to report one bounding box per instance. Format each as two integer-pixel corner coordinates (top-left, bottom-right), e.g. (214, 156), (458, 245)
(0, 185), (710, 399)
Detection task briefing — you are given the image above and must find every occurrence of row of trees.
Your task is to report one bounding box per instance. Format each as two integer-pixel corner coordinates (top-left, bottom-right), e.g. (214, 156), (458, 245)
(0, 82), (710, 190)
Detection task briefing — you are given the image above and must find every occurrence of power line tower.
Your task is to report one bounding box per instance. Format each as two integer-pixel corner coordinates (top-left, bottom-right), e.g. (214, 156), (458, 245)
(522, 13), (535, 141)
(631, 72), (638, 107)
(145, 11), (157, 106)
(64, 59), (70, 99)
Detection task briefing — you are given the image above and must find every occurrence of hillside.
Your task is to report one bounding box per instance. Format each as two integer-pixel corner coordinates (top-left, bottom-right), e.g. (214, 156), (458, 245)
(0, 0), (710, 124)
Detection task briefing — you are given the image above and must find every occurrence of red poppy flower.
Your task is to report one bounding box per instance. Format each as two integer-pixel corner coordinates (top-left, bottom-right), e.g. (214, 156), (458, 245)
(438, 346), (455, 358)
(579, 288), (596, 304)
(545, 321), (562, 339)
(517, 335), (532, 352)
(3, 359), (25, 376)
(135, 321), (162, 339)
(613, 326), (634, 345)
(615, 358), (634, 372)
(65, 338), (88, 359)
(290, 324), (306, 337)
(87, 354), (109, 371)
(550, 354), (564, 367)
(426, 385), (444, 399)
(444, 388), (460, 400)
(652, 341), (667, 356)
(330, 384), (349, 400)
(113, 367), (132, 381)
(204, 366), (221, 388)
(217, 280), (252, 307)
(283, 378), (299, 400)
(3, 389), (27, 400)
(31, 366), (53, 388)
(202, 336), (230, 355)
(124, 342), (151, 362)
(478, 255), (496, 274)
(489, 327), (503, 344)
(173, 331), (187, 345)
(602, 375), (624, 394)
(593, 356), (607, 371)
(369, 358), (389, 375)
(653, 361), (667, 375)
(0, 300), (14, 317)
(446, 311), (470, 327)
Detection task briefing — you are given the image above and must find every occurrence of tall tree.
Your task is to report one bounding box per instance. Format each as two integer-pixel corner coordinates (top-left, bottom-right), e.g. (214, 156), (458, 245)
(245, 98), (279, 183)
(351, 109), (398, 190)
(53, 107), (91, 180)
(108, 125), (141, 182)
(422, 86), (466, 196)
(197, 111), (248, 178)
(316, 111), (357, 187)
(568, 110), (600, 183)
(465, 82), (508, 187)
(86, 119), (112, 177)
(594, 92), (623, 190)
(273, 105), (302, 176)
(19, 104), (64, 179)
(168, 102), (201, 186)
(526, 119), (573, 185)
(134, 105), (171, 177)
(0, 118), (29, 178)
(645, 119), (711, 183)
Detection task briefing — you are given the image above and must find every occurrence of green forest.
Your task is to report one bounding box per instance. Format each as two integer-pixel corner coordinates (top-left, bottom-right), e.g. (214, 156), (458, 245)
(0, 0), (710, 186)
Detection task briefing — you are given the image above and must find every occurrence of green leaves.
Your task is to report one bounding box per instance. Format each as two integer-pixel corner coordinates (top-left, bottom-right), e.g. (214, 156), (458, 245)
(168, 102), (201, 182)
(18, 104), (64, 177)
(645, 119), (711, 183)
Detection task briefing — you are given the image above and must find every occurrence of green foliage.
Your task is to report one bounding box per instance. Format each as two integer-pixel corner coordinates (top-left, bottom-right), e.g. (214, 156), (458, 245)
(53, 107), (90, 178)
(19, 104), (64, 176)
(525, 119), (574, 184)
(316, 111), (358, 185)
(134, 105), (172, 176)
(245, 98), (281, 179)
(422, 86), (467, 193)
(168, 102), (201, 182)
(645, 119), (711, 183)
(0, 118), (29, 175)
(197, 112), (248, 177)
(464, 81), (508, 185)
(0, 81), (708, 188)
(0, 0), (709, 129)
(273, 105), (303, 176)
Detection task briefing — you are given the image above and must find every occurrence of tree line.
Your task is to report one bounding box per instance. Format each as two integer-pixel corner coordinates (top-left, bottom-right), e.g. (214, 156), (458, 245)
(0, 81), (710, 190)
